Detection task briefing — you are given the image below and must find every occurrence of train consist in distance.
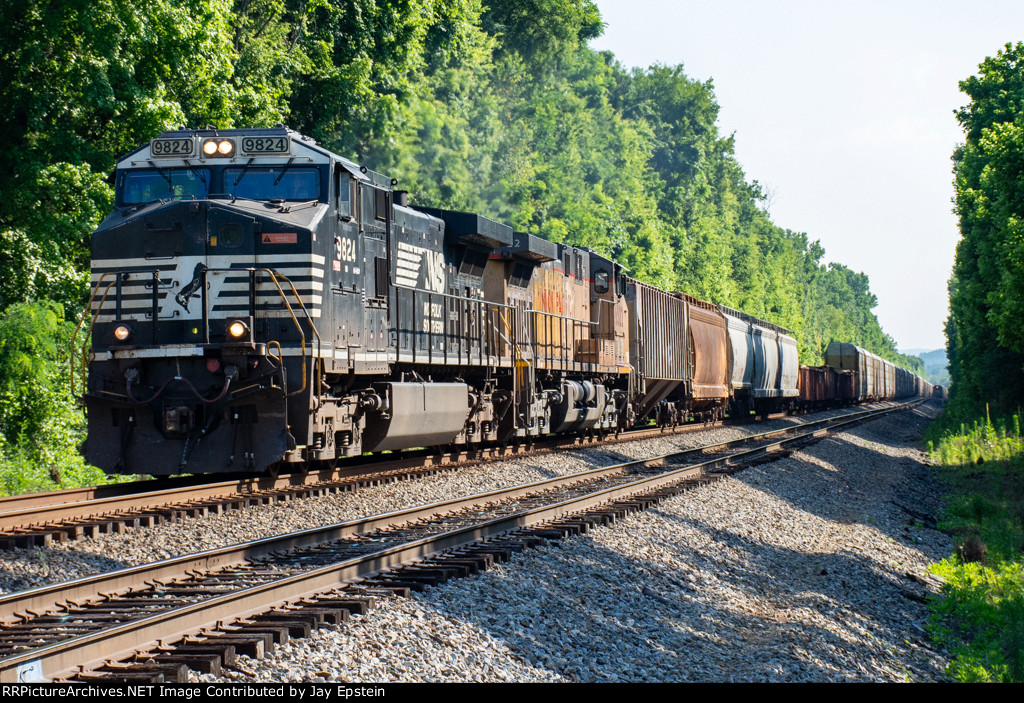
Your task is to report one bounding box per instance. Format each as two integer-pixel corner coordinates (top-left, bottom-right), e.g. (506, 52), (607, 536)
(80, 126), (935, 476)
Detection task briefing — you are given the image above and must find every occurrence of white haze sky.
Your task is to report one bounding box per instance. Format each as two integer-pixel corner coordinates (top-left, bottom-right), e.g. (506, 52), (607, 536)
(590, 0), (1024, 352)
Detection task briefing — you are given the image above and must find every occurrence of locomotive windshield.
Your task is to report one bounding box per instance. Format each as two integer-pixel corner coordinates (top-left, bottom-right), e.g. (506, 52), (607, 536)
(225, 166), (319, 201)
(122, 168), (210, 204)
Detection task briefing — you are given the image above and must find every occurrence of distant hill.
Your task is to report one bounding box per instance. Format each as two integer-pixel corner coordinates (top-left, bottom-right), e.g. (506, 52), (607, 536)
(915, 348), (950, 387)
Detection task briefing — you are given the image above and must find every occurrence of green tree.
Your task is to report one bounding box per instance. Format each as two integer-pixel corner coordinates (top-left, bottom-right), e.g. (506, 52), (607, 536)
(0, 0), (288, 311)
(949, 42), (1024, 414)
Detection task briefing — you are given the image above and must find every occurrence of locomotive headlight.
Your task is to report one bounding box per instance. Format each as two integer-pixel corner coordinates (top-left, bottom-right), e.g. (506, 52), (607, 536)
(201, 139), (235, 157)
(227, 320), (249, 339)
(113, 324), (132, 342)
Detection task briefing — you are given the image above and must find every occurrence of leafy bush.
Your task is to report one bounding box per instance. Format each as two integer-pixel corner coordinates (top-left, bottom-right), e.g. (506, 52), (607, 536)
(0, 301), (126, 494)
(930, 560), (1024, 682)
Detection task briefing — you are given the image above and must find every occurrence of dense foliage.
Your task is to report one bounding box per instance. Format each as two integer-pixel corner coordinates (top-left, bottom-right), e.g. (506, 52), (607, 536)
(0, 302), (113, 493)
(0, 0), (914, 490)
(949, 42), (1024, 416)
(931, 42), (1024, 683)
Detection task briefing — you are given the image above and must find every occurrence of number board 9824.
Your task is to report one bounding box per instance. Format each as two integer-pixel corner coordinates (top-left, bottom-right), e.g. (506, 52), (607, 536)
(150, 138), (195, 158)
(241, 136), (290, 155)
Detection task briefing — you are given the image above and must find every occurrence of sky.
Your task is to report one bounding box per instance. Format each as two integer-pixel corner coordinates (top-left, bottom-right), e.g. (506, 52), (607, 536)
(590, 0), (1024, 352)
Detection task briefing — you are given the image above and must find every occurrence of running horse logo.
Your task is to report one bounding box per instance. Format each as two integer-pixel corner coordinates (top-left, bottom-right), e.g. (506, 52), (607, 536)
(175, 263), (208, 312)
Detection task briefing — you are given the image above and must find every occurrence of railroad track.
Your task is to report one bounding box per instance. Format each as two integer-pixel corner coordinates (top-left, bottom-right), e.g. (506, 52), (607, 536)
(0, 400), (918, 683)
(0, 410), (811, 548)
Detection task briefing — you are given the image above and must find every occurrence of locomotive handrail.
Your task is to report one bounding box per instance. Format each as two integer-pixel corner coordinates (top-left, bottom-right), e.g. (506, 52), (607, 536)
(526, 297), (617, 369)
(389, 283), (619, 366)
(71, 269), (163, 396)
(267, 339), (283, 366)
(71, 274), (115, 396)
(261, 269), (322, 401)
(496, 307), (535, 412)
(391, 282), (517, 366)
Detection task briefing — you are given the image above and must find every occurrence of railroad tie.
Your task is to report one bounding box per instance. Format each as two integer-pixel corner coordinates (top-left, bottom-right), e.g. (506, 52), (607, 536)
(249, 614), (315, 639)
(95, 661), (190, 683)
(159, 643), (238, 668)
(201, 634), (273, 659)
(142, 653), (223, 676)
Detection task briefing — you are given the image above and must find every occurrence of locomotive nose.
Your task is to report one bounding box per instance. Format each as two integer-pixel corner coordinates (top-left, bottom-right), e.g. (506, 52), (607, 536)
(136, 200), (209, 259)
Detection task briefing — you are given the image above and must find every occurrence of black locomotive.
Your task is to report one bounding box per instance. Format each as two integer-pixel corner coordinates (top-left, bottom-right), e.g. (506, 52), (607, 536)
(80, 127), (930, 476)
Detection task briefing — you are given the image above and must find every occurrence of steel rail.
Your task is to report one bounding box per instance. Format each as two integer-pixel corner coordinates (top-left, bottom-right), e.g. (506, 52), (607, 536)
(0, 400), (918, 682)
(0, 418), (726, 539)
(0, 463), (423, 532)
(0, 402), (900, 531)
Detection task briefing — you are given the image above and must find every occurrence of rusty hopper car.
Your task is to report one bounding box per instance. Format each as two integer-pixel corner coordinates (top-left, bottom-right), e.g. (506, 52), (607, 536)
(683, 295), (730, 421)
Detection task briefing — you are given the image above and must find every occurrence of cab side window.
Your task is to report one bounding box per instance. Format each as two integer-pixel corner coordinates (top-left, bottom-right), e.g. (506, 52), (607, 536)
(334, 167), (352, 219)
(359, 185), (376, 225)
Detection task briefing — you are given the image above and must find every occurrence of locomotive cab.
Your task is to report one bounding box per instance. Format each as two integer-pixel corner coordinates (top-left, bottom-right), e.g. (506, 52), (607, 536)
(84, 127), (345, 475)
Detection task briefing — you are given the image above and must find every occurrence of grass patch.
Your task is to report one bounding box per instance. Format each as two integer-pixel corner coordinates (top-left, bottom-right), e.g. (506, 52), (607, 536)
(927, 408), (1024, 682)
(0, 443), (132, 496)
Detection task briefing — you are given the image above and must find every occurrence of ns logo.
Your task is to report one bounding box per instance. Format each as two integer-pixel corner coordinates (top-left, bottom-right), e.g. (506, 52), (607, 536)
(422, 249), (445, 293)
(396, 241), (445, 293)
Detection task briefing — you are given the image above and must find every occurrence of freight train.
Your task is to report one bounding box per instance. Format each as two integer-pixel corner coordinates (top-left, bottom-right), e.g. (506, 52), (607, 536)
(79, 126), (932, 476)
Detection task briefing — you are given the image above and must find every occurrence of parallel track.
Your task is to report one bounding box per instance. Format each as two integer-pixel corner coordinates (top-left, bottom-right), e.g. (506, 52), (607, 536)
(0, 401), (919, 682)
(0, 410), (812, 547)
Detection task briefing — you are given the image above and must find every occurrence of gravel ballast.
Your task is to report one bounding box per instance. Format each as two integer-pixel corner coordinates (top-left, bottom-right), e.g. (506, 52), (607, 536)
(210, 402), (950, 683)
(0, 407), (868, 592)
(1, 403), (951, 681)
